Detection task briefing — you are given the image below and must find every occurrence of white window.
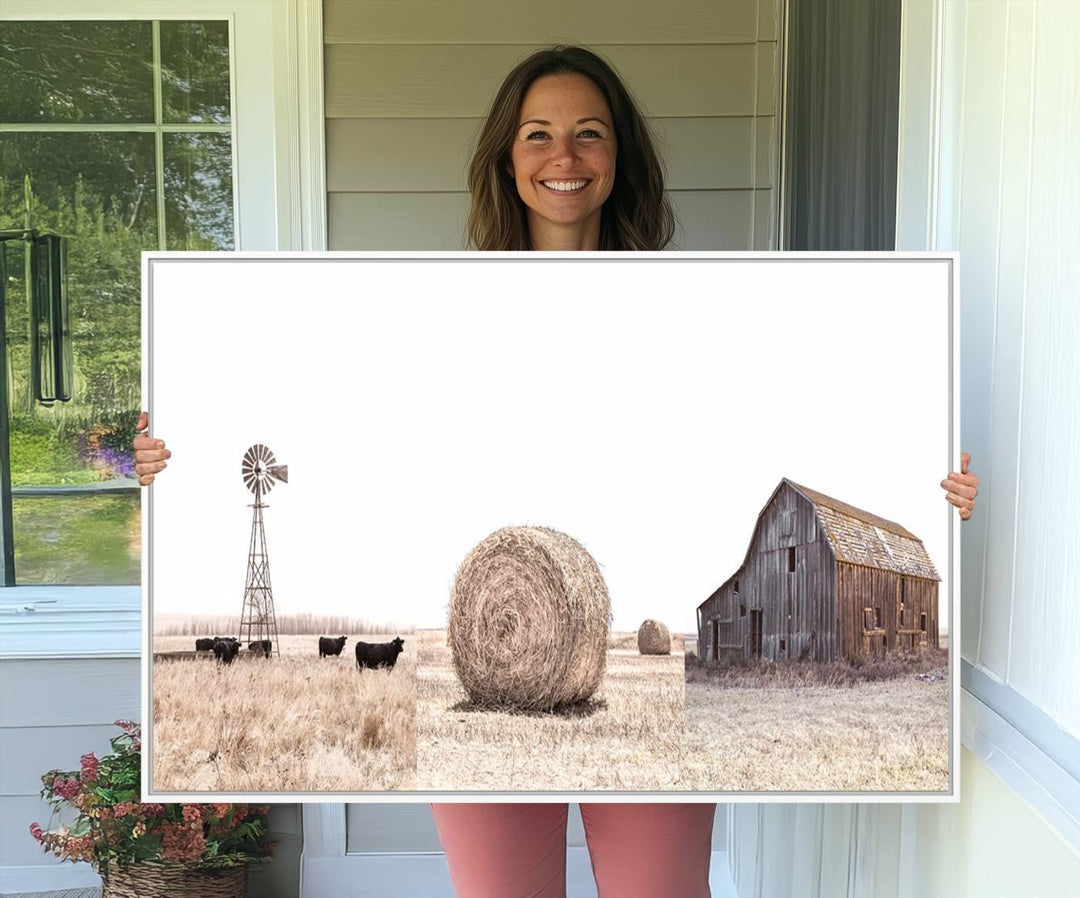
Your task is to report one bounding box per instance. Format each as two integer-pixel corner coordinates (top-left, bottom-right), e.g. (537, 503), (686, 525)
(0, 0), (324, 649)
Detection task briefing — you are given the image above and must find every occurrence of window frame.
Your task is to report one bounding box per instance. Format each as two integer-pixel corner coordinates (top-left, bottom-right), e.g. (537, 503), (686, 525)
(0, 0), (325, 658)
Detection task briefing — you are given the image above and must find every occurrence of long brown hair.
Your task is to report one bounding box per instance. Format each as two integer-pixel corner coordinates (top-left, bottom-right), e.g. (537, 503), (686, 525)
(467, 46), (675, 251)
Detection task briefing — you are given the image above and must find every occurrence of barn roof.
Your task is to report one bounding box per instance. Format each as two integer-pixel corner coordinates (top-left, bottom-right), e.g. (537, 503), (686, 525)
(698, 479), (941, 610)
(784, 479), (941, 580)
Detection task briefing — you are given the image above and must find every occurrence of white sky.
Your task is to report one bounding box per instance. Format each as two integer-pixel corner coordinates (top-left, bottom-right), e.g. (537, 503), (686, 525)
(146, 256), (953, 634)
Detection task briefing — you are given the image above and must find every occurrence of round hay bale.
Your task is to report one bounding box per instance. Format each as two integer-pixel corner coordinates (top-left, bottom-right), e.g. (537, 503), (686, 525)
(637, 619), (671, 655)
(448, 526), (610, 711)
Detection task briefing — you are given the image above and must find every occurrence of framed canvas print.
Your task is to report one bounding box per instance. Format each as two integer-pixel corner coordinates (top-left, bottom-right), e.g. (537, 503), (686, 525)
(141, 253), (958, 802)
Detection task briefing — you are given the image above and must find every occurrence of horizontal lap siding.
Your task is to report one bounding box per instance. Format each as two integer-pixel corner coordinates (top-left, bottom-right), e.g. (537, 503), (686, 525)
(0, 658), (139, 867)
(324, 1), (761, 45)
(324, 0), (781, 250)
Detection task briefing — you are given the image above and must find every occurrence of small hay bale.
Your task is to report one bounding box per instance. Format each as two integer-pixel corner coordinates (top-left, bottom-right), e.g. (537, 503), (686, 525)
(637, 619), (671, 655)
(448, 526), (610, 710)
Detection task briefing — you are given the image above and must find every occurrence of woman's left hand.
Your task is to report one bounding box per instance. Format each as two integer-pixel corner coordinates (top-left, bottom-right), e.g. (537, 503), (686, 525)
(941, 451), (979, 521)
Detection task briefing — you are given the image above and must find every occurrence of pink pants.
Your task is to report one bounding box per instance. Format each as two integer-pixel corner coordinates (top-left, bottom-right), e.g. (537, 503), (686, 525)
(431, 803), (716, 898)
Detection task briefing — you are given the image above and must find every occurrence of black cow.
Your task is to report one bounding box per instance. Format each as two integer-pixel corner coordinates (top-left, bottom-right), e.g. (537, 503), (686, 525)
(195, 637), (214, 651)
(319, 635), (347, 658)
(249, 639), (272, 656)
(355, 637), (405, 670)
(213, 639), (240, 664)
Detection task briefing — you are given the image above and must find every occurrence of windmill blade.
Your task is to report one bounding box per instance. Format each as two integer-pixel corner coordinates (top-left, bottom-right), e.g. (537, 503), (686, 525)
(241, 444), (286, 494)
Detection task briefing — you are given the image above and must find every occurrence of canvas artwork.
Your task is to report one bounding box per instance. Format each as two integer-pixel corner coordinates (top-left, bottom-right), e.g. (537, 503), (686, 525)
(142, 254), (956, 799)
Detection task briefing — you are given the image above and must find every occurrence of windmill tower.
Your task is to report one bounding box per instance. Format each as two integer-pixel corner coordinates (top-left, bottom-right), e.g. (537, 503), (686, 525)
(238, 444), (288, 657)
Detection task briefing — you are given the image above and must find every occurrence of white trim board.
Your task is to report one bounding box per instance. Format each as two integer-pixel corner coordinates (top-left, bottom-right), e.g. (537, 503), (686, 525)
(0, 588), (139, 660)
(961, 684), (1080, 854)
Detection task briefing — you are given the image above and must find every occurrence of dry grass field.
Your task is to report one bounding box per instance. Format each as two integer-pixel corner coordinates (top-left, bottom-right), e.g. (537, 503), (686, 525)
(152, 634), (415, 792)
(416, 630), (686, 791)
(681, 645), (950, 792)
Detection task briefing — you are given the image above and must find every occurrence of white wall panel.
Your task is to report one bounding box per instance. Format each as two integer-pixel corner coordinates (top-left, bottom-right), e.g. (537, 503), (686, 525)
(898, 0), (1080, 738)
(979, 0), (1035, 689)
(1006, 2), (1080, 729)
(952, 0), (1010, 675)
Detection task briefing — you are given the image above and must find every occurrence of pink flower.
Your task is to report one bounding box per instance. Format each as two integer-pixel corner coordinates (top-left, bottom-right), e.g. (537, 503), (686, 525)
(160, 821), (205, 863)
(181, 805), (202, 824)
(52, 777), (80, 801)
(30, 822), (43, 842)
(80, 753), (99, 782)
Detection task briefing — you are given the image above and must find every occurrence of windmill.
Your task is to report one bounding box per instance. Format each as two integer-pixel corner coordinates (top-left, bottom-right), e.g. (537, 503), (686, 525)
(238, 444), (288, 658)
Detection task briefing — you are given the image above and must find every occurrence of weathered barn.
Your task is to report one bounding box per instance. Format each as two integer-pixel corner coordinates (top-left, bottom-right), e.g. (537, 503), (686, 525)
(696, 479), (940, 663)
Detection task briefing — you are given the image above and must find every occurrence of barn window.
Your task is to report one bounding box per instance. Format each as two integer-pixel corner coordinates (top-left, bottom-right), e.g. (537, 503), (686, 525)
(920, 613), (927, 632)
(788, 547), (796, 572)
(734, 579), (739, 595)
(780, 638), (786, 654)
(740, 604), (746, 617)
(875, 607), (882, 628)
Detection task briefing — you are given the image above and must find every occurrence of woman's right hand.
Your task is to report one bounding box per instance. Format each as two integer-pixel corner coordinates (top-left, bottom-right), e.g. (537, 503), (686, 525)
(133, 411), (171, 486)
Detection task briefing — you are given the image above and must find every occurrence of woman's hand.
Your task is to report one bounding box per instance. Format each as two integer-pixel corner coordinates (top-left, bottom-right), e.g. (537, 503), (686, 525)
(133, 411), (171, 486)
(941, 452), (979, 521)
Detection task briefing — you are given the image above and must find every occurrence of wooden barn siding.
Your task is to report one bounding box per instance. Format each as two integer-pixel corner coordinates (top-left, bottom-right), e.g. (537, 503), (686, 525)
(698, 483), (838, 662)
(324, 0), (782, 251)
(836, 562), (939, 661)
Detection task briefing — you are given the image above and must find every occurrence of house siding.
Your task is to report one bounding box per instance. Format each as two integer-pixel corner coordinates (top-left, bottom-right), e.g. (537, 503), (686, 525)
(323, 0), (782, 250)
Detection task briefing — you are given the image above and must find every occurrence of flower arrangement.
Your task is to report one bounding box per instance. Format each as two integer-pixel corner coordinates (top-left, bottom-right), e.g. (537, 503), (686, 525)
(31, 720), (274, 877)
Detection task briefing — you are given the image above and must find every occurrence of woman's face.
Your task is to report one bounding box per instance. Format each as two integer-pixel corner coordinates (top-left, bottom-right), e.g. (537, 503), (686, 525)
(509, 73), (617, 245)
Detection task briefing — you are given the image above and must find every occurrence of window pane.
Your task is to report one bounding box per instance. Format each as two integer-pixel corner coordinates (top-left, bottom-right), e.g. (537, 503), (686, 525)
(164, 132), (235, 249)
(160, 20), (232, 124)
(12, 494), (140, 585)
(2, 132), (153, 496)
(0, 21), (154, 124)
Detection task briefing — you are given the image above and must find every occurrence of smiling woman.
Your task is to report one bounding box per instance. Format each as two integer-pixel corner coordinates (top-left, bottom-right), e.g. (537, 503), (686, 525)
(466, 45), (674, 252)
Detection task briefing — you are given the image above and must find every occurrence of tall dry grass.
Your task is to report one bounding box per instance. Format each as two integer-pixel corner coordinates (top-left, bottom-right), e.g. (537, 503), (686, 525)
(681, 650), (950, 791)
(152, 634), (415, 791)
(416, 630), (685, 791)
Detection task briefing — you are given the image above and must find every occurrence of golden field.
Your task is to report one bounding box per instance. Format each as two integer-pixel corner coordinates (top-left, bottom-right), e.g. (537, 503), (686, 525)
(152, 634), (415, 792)
(681, 647), (950, 792)
(416, 630), (687, 791)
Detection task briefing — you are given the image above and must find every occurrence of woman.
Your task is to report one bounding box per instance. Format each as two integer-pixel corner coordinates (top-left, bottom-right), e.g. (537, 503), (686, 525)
(135, 45), (978, 898)
(466, 44), (674, 252)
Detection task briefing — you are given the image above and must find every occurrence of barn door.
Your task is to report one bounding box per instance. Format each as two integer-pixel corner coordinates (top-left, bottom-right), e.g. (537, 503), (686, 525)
(750, 610), (762, 658)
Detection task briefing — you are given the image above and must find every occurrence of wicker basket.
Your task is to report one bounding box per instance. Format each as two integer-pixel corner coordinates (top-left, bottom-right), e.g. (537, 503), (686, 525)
(101, 862), (247, 897)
